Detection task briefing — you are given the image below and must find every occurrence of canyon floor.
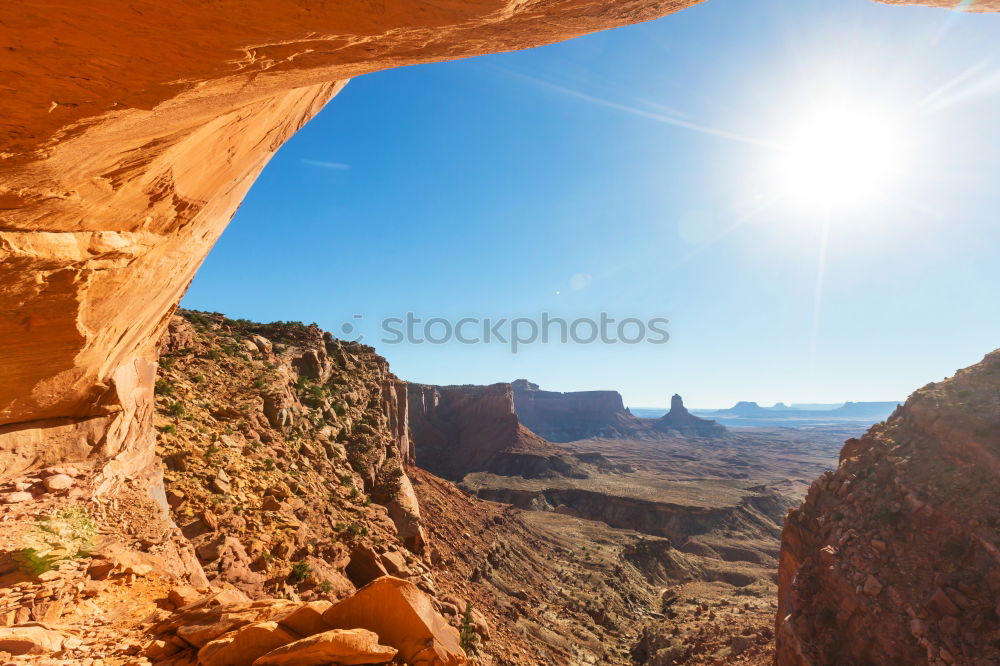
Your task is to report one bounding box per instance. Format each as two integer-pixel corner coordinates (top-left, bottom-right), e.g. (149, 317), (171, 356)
(455, 428), (858, 664)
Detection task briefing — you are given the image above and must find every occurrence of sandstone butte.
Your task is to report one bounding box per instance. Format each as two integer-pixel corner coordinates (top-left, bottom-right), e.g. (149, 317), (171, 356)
(1, 1), (999, 665)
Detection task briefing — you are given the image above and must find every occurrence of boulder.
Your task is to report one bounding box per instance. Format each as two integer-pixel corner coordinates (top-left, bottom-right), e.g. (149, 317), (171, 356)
(252, 628), (396, 666)
(345, 547), (389, 587)
(270, 600), (332, 637)
(42, 474), (74, 491)
(170, 602), (293, 648)
(0, 624), (66, 655)
(197, 621), (297, 666)
(168, 585), (204, 609)
(322, 576), (465, 665)
(2, 491), (32, 504)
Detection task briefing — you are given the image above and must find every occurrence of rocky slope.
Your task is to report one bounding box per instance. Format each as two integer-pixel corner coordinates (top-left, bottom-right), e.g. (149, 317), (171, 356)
(154, 311), (432, 599)
(776, 349), (1000, 665)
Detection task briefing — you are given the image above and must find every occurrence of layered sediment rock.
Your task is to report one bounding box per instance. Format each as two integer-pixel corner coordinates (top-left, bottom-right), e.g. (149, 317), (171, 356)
(776, 349), (1000, 665)
(408, 382), (577, 479)
(472, 485), (789, 545)
(512, 379), (653, 441)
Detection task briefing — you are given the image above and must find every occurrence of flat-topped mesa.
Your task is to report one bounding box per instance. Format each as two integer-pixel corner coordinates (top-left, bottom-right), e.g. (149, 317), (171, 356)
(407, 382), (578, 480)
(776, 348), (1000, 665)
(512, 379), (651, 442)
(653, 394), (728, 438)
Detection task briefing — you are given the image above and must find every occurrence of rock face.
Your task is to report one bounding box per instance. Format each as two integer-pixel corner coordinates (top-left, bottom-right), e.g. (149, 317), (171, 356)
(0, 0), (701, 497)
(653, 394), (728, 438)
(776, 349), (1000, 665)
(408, 382), (577, 479)
(512, 379), (652, 441)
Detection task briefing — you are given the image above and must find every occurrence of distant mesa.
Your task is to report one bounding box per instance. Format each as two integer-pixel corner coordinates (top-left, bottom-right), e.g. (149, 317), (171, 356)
(704, 399), (900, 422)
(652, 394), (728, 438)
(717, 401), (769, 416)
(408, 382), (588, 480)
(511, 379), (652, 442)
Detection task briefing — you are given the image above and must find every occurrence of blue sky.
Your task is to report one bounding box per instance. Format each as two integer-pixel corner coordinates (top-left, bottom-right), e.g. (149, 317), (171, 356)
(183, 0), (1000, 409)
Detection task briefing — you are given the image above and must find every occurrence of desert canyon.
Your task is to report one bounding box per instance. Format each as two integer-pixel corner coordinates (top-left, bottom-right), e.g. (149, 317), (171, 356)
(1, 1), (999, 665)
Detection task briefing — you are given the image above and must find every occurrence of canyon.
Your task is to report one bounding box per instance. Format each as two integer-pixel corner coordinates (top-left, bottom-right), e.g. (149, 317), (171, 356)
(1, 0), (999, 665)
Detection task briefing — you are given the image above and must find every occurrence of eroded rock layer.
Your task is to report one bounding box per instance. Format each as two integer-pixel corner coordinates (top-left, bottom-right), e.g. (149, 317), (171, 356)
(512, 379), (653, 441)
(776, 349), (1000, 665)
(408, 382), (576, 479)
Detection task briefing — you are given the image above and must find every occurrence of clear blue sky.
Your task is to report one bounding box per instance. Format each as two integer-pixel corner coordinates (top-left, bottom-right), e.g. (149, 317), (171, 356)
(183, 0), (1000, 409)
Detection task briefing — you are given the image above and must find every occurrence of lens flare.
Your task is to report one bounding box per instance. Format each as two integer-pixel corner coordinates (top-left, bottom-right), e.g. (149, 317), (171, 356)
(773, 103), (905, 208)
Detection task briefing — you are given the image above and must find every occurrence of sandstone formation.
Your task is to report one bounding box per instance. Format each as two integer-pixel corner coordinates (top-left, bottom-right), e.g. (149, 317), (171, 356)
(323, 576), (465, 666)
(512, 379), (653, 441)
(148, 576), (456, 665)
(408, 382), (580, 479)
(252, 628), (396, 666)
(653, 394), (728, 438)
(0, 0), (704, 512)
(776, 349), (1000, 665)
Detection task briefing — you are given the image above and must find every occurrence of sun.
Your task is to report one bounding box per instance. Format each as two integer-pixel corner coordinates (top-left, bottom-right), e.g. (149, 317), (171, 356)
(773, 102), (904, 209)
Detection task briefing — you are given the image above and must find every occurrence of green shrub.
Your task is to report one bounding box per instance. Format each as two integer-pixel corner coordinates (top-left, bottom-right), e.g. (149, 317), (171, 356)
(318, 580), (334, 594)
(18, 506), (96, 576)
(154, 378), (173, 396)
(375, 464), (404, 499)
(166, 401), (185, 417)
(459, 602), (480, 655)
(159, 424), (177, 435)
(289, 561), (312, 583)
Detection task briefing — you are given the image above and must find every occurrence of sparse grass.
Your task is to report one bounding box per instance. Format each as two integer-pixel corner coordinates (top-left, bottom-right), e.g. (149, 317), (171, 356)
(18, 506), (96, 576)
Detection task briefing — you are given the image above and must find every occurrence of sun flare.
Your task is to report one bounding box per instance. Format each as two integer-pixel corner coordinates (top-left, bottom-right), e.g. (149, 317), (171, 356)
(774, 102), (905, 208)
